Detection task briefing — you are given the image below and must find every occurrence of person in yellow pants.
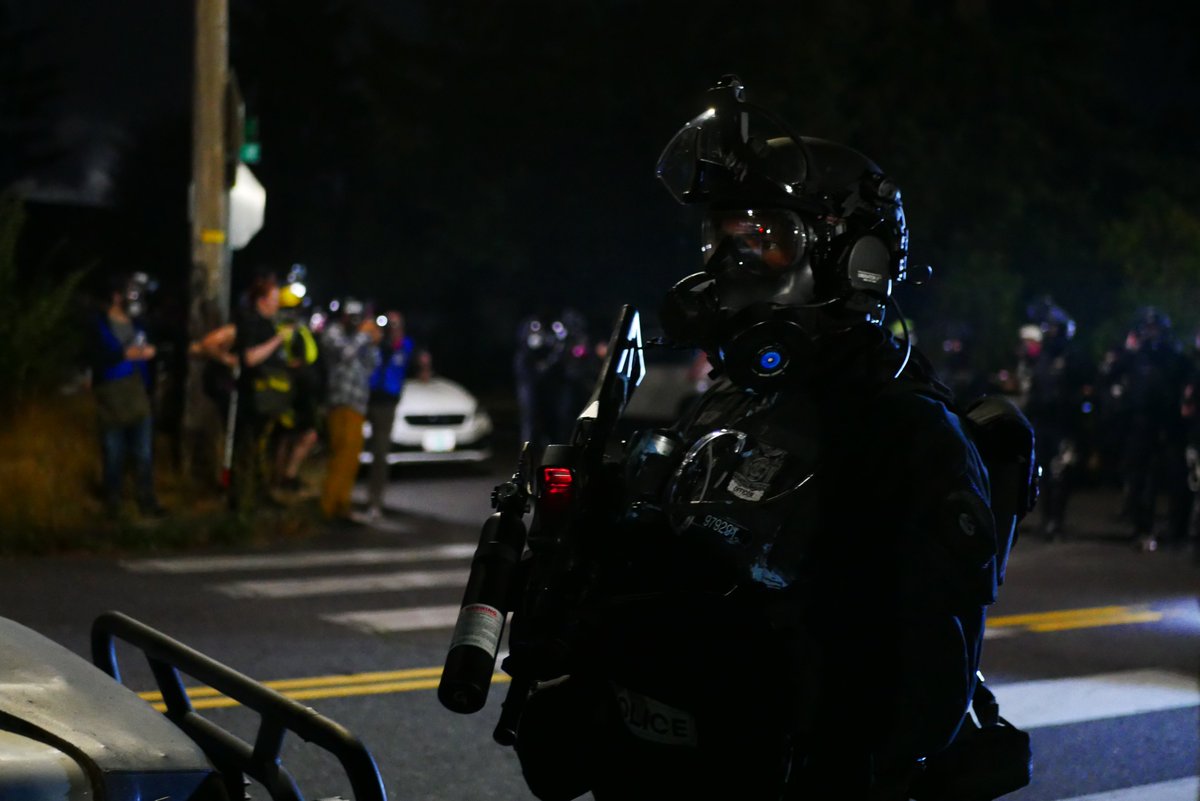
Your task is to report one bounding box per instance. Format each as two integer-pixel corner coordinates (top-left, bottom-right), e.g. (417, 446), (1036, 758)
(321, 405), (366, 519)
(319, 298), (382, 522)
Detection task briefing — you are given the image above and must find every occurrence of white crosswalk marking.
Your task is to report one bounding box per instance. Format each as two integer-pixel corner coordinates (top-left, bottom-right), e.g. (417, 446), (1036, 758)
(214, 567), (471, 599)
(995, 669), (1200, 729)
(323, 604), (464, 634)
(1053, 776), (1199, 801)
(121, 544), (476, 573)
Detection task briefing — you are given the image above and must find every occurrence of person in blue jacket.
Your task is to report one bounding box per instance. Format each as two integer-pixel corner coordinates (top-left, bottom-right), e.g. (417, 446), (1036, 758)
(88, 273), (165, 520)
(365, 310), (424, 520)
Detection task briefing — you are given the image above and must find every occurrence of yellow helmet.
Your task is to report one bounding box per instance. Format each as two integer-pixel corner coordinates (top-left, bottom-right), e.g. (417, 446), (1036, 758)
(280, 282), (306, 309)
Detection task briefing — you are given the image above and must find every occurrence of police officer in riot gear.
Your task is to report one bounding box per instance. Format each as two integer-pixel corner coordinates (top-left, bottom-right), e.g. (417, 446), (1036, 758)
(1109, 307), (1191, 551)
(1022, 296), (1090, 540)
(514, 308), (590, 447)
(510, 77), (1033, 801)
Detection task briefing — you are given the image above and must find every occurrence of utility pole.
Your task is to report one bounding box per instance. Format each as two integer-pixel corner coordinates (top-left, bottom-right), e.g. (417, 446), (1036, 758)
(183, 0), (230, 483)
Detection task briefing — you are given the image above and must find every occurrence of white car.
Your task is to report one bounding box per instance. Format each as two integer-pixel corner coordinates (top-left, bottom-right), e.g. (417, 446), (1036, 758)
(360, 376), (494, 465)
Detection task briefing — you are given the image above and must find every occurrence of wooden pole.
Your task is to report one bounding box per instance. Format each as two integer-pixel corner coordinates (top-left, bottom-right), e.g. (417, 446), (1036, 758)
(183, 0), (229, 483)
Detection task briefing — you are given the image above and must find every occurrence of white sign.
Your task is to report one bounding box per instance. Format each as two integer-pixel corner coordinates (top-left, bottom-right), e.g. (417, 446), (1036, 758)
(228, 162), (266, 250)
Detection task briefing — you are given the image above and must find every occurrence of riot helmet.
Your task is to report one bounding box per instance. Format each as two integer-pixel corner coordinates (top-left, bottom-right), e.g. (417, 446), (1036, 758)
(1025, 295), (1076, 343)
(1130, 305), (1171, 350)
(656, 75), (919, 391)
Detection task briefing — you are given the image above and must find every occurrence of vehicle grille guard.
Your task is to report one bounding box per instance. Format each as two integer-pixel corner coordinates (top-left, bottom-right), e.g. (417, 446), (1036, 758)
(92, 610), (388, 801)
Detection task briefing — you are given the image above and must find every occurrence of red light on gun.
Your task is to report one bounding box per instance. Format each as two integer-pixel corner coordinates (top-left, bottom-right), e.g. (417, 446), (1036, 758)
(541, 467), (574, 496)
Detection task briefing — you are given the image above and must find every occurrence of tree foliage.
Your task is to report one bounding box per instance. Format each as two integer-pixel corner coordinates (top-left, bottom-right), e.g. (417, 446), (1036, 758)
(1102, 189), (1200, 344)
(0, 194), (89, 409)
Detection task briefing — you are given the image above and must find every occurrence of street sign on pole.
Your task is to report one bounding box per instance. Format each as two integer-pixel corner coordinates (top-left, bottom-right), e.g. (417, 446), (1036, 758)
(229, 162), (265, 250)
(241, 116), (261, 164)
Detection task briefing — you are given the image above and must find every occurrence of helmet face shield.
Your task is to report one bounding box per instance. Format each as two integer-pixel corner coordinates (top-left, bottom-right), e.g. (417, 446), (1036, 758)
(655, 108), (722, 204)
(702, 209), (810, 276)
(656, 104), (809, 205)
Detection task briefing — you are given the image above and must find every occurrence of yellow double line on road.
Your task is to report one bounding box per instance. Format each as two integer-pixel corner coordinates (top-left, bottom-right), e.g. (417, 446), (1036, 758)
(140, 667), (513, 711)
(138, 604), (1163, 711)
(988, 604), (1163, 633)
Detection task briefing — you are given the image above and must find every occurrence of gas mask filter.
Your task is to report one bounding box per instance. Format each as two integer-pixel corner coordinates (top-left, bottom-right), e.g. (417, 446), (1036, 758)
(719, 305), (816, 391)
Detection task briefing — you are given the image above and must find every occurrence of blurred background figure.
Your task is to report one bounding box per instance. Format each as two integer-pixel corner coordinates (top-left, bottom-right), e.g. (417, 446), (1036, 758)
(319, 297), (380, 523)
(513, 307), (591, 447)
(937, 320), (991, 406)
(365, 309), (423, 522)
(88, 272), (165, 520)
(1021, 297), (1091, 541)
(1013, 323), (1044, 406)
(1093, 336), (1134, 494)
(1182, 326), (1200, 561)
(1106, 307), (1191, 551)
(272, 267), (322, 495)
(560, 308), (599, 430)
(229, 271), (291, 514)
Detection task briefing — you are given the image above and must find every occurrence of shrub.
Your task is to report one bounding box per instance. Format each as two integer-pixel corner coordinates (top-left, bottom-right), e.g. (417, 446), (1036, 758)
(0, 195), (89, 411)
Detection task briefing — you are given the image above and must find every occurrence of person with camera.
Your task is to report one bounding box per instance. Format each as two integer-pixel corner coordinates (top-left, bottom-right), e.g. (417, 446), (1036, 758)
(365, 310), (429, 522)
(221, 271), (295, 513)
(504, 78), (1033, 801)
(89, 273), (166, 520)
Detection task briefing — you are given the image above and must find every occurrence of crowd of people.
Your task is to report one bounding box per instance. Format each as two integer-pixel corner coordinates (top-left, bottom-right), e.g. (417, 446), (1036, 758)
(936, 298), (1200, 556)
(99, 267), (432, 525)
(90, 263), (1200, 560)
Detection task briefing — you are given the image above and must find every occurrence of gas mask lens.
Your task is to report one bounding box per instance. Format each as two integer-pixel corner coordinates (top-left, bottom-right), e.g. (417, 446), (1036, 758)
(702, 209), (808, 275)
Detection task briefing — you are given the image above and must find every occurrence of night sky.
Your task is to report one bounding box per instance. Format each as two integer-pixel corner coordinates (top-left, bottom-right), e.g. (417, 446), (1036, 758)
(2, 1), (1198, 390)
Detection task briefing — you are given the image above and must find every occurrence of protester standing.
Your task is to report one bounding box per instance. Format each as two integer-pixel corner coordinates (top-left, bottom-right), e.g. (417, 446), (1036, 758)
(89, 274), (166, 520)
(273, 283), (322, 494)
(229, 273), (291, 514)
(320, 298), (381, 522)
(365, 311), (416, 521)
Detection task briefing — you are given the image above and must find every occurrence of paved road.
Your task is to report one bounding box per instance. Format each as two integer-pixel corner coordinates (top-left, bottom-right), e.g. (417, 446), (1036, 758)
(0, 472), (1196, 801)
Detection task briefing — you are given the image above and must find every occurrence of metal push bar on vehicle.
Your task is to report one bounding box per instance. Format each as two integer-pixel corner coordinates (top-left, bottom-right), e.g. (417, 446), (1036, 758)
(91, 610), (388, 801)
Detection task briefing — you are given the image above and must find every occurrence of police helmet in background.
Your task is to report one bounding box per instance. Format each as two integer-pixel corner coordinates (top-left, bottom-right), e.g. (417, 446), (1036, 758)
(656, 75), (923, 391)
(1130, 305), (1171, 344)
(1025, 295), (1076, 341)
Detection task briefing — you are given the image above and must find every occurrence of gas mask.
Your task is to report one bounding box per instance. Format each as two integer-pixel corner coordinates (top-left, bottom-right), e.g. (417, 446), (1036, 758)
(655, 76), (921, 392)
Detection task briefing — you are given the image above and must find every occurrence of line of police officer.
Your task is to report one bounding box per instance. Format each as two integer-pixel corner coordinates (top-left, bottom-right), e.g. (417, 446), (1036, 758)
(986, 299), (1198, 556)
